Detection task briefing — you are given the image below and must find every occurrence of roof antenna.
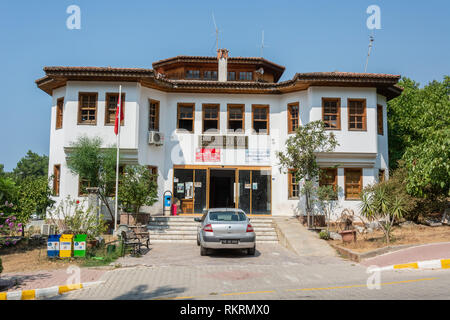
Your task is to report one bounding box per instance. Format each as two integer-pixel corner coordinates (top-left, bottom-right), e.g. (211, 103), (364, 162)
(260, 30), (269, 57)
(364, 31), (374, 73)
(212, 12), (219, 51)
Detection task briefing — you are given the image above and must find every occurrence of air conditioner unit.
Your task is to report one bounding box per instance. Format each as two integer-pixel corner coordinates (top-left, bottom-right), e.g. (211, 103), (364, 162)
(41, 224), (57, 235)
(148, 131), (164, 146)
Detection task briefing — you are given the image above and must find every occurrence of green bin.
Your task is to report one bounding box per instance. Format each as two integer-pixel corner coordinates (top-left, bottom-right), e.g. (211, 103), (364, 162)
(73, 234), (87, 257)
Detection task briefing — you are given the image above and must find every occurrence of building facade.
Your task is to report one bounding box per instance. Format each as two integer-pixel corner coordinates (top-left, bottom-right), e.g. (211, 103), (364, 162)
(36, 49), (401, 218)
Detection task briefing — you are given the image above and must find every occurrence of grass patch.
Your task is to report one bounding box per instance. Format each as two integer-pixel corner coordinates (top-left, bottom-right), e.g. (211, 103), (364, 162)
(81, 242), (124, 267)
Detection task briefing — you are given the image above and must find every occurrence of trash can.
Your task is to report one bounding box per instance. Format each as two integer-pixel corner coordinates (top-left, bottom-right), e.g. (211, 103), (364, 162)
(73, 234), (87, 257)
(59, 234), (73, 258)
(171, 203), (177, 216)
(47, 234), (61, 258)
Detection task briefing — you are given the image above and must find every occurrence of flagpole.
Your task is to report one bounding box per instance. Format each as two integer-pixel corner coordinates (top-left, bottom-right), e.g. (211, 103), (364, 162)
(114, 85), (122, 234)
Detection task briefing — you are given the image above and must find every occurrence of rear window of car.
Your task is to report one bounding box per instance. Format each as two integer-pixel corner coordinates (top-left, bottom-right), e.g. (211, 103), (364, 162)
(208, 211), (247, 222)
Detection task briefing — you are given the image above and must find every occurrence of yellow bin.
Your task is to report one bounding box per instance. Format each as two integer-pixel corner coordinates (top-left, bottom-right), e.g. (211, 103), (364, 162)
(59, 234), (73, 258)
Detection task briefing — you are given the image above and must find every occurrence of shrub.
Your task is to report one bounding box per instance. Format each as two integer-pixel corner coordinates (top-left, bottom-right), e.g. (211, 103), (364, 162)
(319, 230), (330, 240)
(48, 196), (107, 240)
(0, 257), (3, 274)
(0, 211), (23, 248)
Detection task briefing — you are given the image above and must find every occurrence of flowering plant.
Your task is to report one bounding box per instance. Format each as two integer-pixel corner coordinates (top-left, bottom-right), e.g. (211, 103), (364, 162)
(0, 203), (23, 248)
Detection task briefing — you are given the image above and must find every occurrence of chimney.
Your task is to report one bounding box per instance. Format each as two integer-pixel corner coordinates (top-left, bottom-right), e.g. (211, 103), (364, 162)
(217, 48), (228, 82)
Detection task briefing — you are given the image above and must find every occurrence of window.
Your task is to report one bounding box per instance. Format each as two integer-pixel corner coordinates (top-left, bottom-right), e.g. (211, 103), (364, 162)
(344, 168), (362, 200)
(203, 71), (217, 80)
(78, 92), (98, 124)
(319, 168), (338, 199)
(177, 103), (195, 132)
(227, 104), (244, 133)
(288, 102), (299, 133)
(239, 72), (252, 81)
(53, 165), (60, 196)
(105, 93), (125, 125)
(378, 169), (385, 182)
(377, 104), (384, 135)
(252, 105), (269, 134)
(148, 166), (158, 183)
(348, 99), (366, 130)
(56, 98), (64, 129)
(186, 70), (200, 79)
(228, 71), (236, 81)
(202, 104), (220, 133)
(322, 98), (341, 130)
(78, 177), (91, 197)
(288, 170), (299, 199)
(149, 99), (160, 131)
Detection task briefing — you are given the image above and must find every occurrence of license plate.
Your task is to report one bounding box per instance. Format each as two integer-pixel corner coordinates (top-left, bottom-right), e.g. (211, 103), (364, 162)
(221, 240), (239, 244)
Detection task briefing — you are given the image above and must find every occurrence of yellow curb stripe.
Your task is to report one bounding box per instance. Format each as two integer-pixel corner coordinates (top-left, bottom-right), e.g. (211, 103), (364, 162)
(21, 290), (36, 300)
(441, 259), (450, 269)
(0, 292), (7, 300)
(58, 283), (83, 294)
(393, 262), (419, 269)
(287, 277), (437, 292)
(221, 290), (275, 296)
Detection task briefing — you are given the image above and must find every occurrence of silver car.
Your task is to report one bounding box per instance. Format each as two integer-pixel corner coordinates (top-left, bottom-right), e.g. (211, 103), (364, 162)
(195, 208), (256, 256)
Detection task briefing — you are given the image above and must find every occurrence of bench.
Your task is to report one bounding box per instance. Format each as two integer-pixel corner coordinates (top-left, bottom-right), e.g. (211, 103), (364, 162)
(120, 227), (150, 256)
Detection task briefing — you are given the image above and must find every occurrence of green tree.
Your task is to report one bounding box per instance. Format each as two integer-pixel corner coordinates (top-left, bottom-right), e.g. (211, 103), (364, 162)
(12, 150), (48, 181)
(118, 165), (158, 215)
(387, 76), (450, 198)
(276, 120), (339, 228)
(16, 176), (55, 230)
(66, 136), (118, 222)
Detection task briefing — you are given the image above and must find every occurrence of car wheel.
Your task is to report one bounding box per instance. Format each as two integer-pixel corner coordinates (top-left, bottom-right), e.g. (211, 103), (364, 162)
(197, 235), (200, 246)
(200, 245), (208, 256)
(247, 246), (256, 255)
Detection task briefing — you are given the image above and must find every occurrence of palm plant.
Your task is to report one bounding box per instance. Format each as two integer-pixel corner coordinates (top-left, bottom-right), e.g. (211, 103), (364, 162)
(359, 183), (407, 244)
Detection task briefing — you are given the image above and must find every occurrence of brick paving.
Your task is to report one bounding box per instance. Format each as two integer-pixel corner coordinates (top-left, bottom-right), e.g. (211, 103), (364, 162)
(361, 242), (450, 267)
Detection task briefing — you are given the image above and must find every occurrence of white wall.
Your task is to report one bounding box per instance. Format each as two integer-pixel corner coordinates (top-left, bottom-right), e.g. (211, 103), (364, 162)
(47, 82), (389, 220)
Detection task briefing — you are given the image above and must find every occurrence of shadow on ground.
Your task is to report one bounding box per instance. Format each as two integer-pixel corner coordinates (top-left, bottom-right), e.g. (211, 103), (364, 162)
(112, 284), (189, 300)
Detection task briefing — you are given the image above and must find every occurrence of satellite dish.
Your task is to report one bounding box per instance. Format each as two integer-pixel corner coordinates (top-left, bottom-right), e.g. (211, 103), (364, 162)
(256, 67), (264, 74)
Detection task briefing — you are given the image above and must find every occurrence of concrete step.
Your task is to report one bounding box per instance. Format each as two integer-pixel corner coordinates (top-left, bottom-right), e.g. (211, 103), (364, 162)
(150, 216), (274, 222)
(150, 239), (279, 244)
(148, 221), (274, 228)
(150, 234), (278, 241)
(148, 229), (278, 236)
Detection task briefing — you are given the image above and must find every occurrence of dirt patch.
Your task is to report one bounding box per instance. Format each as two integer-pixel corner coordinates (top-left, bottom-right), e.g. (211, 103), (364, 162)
(329, 224), (450, 253)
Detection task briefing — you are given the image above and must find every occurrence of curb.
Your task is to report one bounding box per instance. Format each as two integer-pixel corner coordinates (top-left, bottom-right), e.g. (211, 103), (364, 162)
(0, 281), (104, 300)
(370, 258), (450, 272)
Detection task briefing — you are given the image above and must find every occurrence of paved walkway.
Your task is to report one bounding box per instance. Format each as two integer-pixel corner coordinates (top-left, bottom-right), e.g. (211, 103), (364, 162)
(361, 242), (450, 267)
(273, 216), (337, 257)
(0, 268), (106, 292)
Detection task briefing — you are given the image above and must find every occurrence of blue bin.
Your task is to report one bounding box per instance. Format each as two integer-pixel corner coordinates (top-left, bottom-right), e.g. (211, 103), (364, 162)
(164, 195), (172, 207)
(47, 234), (61, 258)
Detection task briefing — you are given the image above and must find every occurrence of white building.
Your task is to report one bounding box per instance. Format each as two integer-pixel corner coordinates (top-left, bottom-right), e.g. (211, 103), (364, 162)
(36, 49), (401, 219)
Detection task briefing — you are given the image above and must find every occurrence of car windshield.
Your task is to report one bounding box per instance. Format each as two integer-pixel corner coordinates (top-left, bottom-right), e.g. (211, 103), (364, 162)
(208, 211), (247, 222)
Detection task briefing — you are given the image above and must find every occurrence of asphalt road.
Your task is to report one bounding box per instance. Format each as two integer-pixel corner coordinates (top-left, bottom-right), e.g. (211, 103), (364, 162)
(54, 243), (450, 300)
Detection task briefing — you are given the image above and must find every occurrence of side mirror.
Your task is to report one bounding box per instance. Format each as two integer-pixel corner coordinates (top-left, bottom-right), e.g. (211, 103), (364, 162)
(194, 217), (201, 222)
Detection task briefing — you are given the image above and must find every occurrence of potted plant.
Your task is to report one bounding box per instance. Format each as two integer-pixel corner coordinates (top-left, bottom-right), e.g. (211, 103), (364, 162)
(337, 209), (357, 242)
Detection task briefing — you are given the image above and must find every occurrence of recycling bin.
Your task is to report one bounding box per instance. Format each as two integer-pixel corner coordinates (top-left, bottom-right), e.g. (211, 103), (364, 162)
(73, 234), (87, 257)
(47, 234), (61, 258)
(59, 234), (73, 258)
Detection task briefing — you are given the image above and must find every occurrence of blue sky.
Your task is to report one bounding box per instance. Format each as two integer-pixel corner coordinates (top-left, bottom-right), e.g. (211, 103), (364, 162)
(0, 0), (448, 170)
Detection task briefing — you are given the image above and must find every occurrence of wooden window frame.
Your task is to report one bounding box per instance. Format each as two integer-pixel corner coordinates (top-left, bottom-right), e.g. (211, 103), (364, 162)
(288, 169), (299, 200)
(347, 98), (367, 131)
(149, 99), (160, 131)
(177, 103), (195, 133)
(377, 104), (384, 135)
(77, 92), (98, 125)
(104, 92), (125, 126)
(227, 104), (245, 133)
(287, 102), (299, 133)
(378, 169), (385, 182)
(53, 164), (61, 196)
(148, 166), (158, 183)
(56, 98), (64, 130)
(202, 104), (220, 133)
(239, 71), (253, 81)
(322, 98), (341, 130)
(252, 104), (270, 135)
(344, 168), (363, 200)
(319, 168), (338, 200)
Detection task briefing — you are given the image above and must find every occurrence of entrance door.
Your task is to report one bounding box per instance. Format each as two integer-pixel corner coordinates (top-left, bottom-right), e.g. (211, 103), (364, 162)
(209, 169), (236, 208)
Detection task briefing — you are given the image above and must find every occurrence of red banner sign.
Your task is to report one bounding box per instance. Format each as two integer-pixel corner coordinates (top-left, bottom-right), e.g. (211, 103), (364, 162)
(195, 148), (221, 162)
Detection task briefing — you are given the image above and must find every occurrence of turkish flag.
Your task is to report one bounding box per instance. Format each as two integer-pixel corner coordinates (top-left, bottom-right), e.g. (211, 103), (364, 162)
(114, 94), (124, 135)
